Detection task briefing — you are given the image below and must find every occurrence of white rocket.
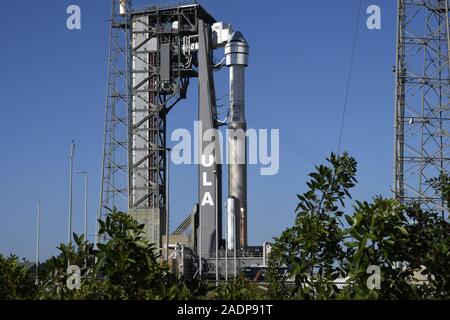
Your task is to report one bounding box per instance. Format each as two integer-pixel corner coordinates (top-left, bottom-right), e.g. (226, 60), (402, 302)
(225, 31), (249, 251)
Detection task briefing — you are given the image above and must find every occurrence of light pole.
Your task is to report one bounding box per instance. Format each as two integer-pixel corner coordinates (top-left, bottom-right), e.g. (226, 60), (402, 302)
(35, 201), (40, 285)
(165, 148), (171, 261)
(68, 141), (75, 244)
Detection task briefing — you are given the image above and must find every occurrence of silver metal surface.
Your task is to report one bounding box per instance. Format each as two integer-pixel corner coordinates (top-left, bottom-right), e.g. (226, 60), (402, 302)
(119, 0), (127, 15)
(226, 197), (236, 251)
(99, 2), (257, 278)
(225, 31), (249, 66)
(226, 31), (249, 250)
(98, 0), (132, 243)
(128, 5), (204, 250)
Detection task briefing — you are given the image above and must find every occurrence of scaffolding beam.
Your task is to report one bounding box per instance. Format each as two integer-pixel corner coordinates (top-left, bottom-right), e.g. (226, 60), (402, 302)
(394, 0), (449, 214)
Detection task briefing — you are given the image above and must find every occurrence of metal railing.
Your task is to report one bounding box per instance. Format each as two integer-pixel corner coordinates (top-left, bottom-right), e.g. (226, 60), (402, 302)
(132, 0), (198, 13)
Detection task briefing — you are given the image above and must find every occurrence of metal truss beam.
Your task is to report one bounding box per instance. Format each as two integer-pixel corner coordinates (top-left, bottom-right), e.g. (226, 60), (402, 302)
(394, 0), (449, 214)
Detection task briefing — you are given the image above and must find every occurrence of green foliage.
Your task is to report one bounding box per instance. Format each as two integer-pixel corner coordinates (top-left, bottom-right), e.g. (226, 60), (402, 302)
(268, 152), (450, 300)
(343, 198), (414, 299)
(0, 254), (35, 300)
(266, 263), (287, 299)
(214, 275), (262, 300)
(34, 231), (97, 299)
(2, 154), (448, 300)
(402, 205), (450, 298)
(268, 153), (356, 299)
(36, 209), (195, 300)
(92, 210), (192, 299)
(428, 173), (450, 212)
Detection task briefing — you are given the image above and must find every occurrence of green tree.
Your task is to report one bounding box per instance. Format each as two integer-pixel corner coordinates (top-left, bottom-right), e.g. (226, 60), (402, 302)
(36, 234), (95, 299)
(402, 205), (450, 298)
(92, 210), (192, 299)
(268, 153), (450, 300)
(0, 254), (36, 300)
(342, 198), (413, 299)
(214, 275), (262, 300)
(268, 153), (356, 299)
(428, 173), (450, 212)
(37, 210), (196, 300)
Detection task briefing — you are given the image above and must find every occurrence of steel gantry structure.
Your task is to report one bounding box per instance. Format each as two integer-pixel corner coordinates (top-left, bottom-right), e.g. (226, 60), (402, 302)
(394, 0), (449, 214)
(128, 3), (219, 255)
(98, 0), (243, 265)
(98, 0), (132, 245)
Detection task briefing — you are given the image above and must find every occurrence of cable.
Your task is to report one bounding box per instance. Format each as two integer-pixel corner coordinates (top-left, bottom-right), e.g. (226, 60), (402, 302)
(214, 69), (379, 197)
(337, 0), (363, 155)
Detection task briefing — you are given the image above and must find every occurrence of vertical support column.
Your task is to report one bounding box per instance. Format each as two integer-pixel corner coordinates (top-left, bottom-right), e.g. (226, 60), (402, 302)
(394, 0), (405, 202)
(393, 0), (449, 212)
(130, 13), (165, 251)
(197, 19), (222, 263)
(98, 0), (132, 236)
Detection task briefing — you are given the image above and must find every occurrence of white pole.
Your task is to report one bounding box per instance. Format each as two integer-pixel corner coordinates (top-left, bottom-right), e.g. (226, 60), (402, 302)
(199, 207), (202, 277)
(35, 201), (40, 285)
(214, 169), (219, 286)
(81, 172), (88, 240)
(225, 216), (228, 282)
(83, 172), (88, 268)
(234, 205), (237, 278)
(68, 141), (75, 244)
(166, 149), (170, 261)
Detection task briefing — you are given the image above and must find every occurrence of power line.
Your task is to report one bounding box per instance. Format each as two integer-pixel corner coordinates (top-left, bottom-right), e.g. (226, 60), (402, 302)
(214, 71), (379, 198)
(246, 105), (379, 198)
(337, 0), (363, 155)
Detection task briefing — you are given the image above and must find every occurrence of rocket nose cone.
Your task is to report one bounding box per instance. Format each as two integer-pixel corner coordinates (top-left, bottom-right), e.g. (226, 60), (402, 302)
(229, 31), (247, 44)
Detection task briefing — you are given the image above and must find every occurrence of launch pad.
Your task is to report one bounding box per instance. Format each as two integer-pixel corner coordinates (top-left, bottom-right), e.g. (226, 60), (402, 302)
(99, 0), (264, 279)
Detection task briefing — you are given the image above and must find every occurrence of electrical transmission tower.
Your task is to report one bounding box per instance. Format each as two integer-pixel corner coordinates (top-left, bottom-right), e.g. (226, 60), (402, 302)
(98, 0), (132, 238)
(394, 0), (449, 213)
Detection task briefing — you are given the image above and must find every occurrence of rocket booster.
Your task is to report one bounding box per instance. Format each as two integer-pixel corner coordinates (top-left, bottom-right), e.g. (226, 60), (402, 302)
(225, 32), (249, 250)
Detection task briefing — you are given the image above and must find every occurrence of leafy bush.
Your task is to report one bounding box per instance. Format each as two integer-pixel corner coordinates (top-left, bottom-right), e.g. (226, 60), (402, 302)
(268, 153), (450, 300)
(1, 154), (447, 300)
(35, 210), (194, 300)
(0, 254), (35, 300)
(214, 275), (262, 300)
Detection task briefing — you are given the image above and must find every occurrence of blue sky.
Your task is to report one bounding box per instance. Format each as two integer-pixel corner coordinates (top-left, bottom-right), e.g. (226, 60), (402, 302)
(0, 0), (396, 260)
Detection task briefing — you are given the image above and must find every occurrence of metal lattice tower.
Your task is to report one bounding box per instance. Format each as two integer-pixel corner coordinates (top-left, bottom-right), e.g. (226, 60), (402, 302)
(99, 1), (220, 254)
(98, 0), (132, 236)
(129, 3), (216, 252)
(394, 0), (449, 213)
